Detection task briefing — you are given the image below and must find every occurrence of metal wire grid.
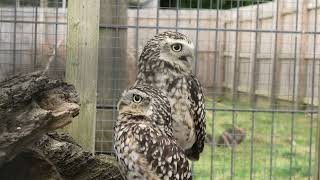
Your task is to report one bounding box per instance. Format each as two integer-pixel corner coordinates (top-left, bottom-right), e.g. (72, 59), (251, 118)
(0, 0), (319, 179)
(96, 0), (319, 179)
(0, 0), (67, 81)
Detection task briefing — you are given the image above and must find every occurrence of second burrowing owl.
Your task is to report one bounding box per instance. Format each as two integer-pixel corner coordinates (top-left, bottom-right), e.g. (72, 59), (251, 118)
(114, 84), (192, 180)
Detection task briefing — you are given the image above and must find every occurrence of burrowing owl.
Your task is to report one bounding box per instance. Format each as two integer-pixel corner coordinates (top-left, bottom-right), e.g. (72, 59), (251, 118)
(114, 84), (192, 180)
(135, 31), (206, 160)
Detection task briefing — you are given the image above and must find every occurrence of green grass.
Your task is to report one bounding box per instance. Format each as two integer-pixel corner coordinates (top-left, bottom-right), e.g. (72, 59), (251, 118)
(192, 98), (317, 180)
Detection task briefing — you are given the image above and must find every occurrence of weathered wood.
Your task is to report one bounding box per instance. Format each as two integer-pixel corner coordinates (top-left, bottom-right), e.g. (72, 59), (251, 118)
(0, 72), (123, 180)
(0, 132), (123, 180)
(296, 0), (309, 108)
(97, 0), (128, 153)
(249, 6), (259, 105)
(65, 0), (100, 153)
(231, 9), (241, 100)
(30, 132), (123, 180)
(0, 150), (63, 180)
(269, 0), (284, 106)
(219, 22), (227, 97)
(0, 71), (80, 166)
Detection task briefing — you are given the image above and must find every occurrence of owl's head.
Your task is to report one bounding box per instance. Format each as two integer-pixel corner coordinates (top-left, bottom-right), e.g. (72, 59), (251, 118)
(117, 84), (172, 127)
(139, 31), (195, 74)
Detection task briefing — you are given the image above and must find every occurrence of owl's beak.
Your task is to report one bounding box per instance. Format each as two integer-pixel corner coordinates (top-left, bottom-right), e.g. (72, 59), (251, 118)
(180, 54), (193, 61)
(179, 55), (188, 62)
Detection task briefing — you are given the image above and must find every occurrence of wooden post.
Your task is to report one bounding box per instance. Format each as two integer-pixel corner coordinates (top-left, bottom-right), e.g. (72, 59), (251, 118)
(296, 0), (309, 108)
(96, 0), (127, 152)
(65, 0), (100, 153)
(231, 9), (242, 99)
(249, 5), (259, 105)
(220, 21), (227, 97)
(269, 0), (284, 105)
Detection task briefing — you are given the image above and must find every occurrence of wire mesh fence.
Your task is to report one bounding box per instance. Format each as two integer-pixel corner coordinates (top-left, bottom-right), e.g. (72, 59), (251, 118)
(0, 0), (67, 81)
(0, 0), (319, 179)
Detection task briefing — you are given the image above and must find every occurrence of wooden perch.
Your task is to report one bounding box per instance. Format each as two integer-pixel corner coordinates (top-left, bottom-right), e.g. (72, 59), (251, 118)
(0, 72), (123, 180)
(0, 71), (80, 165)
(0, 132), (123, 180)
(30, 132), (123, 180)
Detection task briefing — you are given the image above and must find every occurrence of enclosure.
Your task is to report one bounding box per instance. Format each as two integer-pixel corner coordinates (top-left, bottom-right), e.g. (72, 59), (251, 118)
(0, 0), (320, 179)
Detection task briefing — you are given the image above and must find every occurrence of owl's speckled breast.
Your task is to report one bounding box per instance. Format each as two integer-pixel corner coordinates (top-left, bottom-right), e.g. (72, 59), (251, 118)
(153, 69), (196, 150)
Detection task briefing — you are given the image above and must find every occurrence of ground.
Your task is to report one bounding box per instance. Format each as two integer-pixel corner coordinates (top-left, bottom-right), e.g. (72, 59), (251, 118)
(192, 97), (317, 180)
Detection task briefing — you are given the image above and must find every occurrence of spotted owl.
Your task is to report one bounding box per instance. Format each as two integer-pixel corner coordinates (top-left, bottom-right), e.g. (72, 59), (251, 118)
(135, 31), (206, 160)
(114, 84), (192, 180)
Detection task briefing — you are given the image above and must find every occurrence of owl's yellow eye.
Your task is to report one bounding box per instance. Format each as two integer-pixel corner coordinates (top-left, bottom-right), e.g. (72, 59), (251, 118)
(132, 94), (143, 103)
(171, 43), (182, 52)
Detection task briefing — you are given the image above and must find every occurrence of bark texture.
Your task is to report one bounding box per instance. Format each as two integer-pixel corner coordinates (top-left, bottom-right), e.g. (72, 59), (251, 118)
(0, 72), (123, 180)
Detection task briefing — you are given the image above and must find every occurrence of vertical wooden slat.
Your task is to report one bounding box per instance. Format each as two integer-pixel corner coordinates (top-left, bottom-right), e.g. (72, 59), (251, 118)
(65, 0), (100, 153)
(296, 0), (309, 107)
(218, 19), (227, 97)
(270, 0), (284, 104)
(249, 5), (259, 104)
(231, 10), (241, 99)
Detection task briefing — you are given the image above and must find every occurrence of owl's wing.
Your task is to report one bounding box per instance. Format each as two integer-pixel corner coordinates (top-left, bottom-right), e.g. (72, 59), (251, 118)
(186, 74), (206, 161)
(134, 124), (192, 180)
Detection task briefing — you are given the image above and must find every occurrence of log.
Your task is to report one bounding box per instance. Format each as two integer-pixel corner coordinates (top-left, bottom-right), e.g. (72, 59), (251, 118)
(0, 149), (63, 180)
(0, 132), (123, 180)
(30, 132), (123, 180)
(0, 72), (79, 166)
(0, 72), (123, 180)
(0, 71), (80, 165)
